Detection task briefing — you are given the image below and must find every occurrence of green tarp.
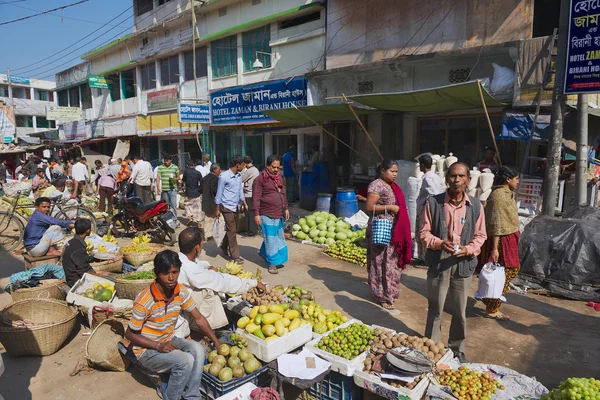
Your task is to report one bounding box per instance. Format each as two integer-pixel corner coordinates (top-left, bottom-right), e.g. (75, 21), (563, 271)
(262, 104), (378, 125)
(348, 81), (504, 113)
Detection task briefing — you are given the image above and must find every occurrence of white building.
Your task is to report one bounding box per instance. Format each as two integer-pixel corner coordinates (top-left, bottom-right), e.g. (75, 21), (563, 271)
(55, 0), (326, 167)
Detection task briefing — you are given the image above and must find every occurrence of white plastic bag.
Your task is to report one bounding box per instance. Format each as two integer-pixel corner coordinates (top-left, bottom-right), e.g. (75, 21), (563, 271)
(490, 63), (515, 94)
(174, 316), (191, 338)
(475, 262), (506, 300)
(213, 215), (226, 247)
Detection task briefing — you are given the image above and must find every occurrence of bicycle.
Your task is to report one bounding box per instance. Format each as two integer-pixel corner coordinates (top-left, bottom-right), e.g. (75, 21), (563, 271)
(0, 191), (97, 252)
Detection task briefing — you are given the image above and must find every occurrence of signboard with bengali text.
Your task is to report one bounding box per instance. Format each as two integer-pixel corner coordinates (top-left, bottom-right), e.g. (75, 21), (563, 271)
(178, 102), (210, 124)
(147, 88), (179, 113)
(88, 75), (113, 89)
(46, 106), (82, 121)
(565, 0), (600, 93)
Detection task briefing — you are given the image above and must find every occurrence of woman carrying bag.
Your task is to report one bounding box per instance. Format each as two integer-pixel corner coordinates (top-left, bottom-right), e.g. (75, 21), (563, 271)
(482, 166), (521, 320)
(365, 159), (412, 310)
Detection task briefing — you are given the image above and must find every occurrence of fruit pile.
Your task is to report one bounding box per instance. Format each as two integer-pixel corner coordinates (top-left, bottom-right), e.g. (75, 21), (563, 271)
(2, 195), (34, 217)
(79, 282), (115, 301)
(132, 235), (152, 245)
(84, 240), (94, 252)
(205, 344), (262, 382)
(237, 304), (307, 341)
(437, 366), (504, 400)
(102, 233), (118, 245)
(121, 244), (156, 253)
(281, 285), (314, 302)
(543, 378), (600, 400)
(369, 330), (446, 363)
(219, 261), (256, 280)
(241, 287), (286, 306)
(313, 323), (375, 360)
(120, 271), (155, 280)
(295, 300), (348, 334)
(324, 241), (367, 267)
(292, 212), (365, 245)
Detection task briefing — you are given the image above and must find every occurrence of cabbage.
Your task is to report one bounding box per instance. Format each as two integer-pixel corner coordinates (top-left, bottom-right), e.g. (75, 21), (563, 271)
(315, 216), (325, 224)
(317, 223), (327, 231)
(326, 232), (337, 239)
(301, 225), (310, 233)
(292, 224), (301, 231)
(296, 232), (307, 240)
(298, 218), (307, 225)
(317, 237), (326, 244)
(318, 231), (327, 237)
(309, 230), (319, 239)
(307, 217), (317, 227)
(325, 238), (336, 245)
(336, 232), (348, 240)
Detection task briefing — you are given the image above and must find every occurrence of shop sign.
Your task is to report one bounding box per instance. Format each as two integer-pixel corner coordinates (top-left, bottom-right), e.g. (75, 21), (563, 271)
(59, 120), (90, 140)
(0, 105), (15, 143)
(0, 74), (30, 85)
(178, 102), (210, 124)
(46, 105), (82, 121)
(565, 0), (600, 93)
(210, 76), (307, 125)
(89, 75), (113, 89)
(147, 88), (179, 113)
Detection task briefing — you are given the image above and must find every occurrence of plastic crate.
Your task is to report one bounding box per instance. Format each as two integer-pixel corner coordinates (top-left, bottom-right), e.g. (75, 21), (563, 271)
(309, 371), (363, 400)
(200, 364), (270, 400)
(236, 322), (313, 362)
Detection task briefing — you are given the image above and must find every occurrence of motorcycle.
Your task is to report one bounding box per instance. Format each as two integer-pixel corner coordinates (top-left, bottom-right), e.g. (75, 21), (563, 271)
(111, 195), (178, 245)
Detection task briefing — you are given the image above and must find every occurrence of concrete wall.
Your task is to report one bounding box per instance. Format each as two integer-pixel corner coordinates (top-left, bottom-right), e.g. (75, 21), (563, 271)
(134, 0), (192, 32)
(326, 0), (532, 69)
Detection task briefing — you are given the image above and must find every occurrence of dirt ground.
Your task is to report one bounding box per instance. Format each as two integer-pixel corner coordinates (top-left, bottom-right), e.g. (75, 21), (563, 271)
(0, 234), (598, 400)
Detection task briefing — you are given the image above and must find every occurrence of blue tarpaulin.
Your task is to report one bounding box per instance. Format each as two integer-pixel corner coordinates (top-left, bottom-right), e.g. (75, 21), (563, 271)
(500, 112), (550, 141)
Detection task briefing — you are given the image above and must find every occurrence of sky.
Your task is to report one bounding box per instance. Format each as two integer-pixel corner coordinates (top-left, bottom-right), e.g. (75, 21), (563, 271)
(0, 0), (134, 82)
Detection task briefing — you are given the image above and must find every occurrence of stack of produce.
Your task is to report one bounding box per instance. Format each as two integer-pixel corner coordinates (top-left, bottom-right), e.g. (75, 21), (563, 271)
(543, 378), (600, 400)
(313, 323), (375, 360)
(1, 195), (34, 218)
(241, 287), (286, 306)
(291, 212), (365, 245)
(281, 285), (314, 302)
(293, 300), (348, 334)
(102, 233), (118, 245)
(219, 261), (256, 280)
(369, 330), (446, 363)
(204, 344), (262, 382)
(324, 240), (367, 267)
(78, 281), (115, 301)
(237, 304), (307, 341)
(120, 271), (155, 280)
(132, 235), (152, 245)
(437, 366), (504, 400)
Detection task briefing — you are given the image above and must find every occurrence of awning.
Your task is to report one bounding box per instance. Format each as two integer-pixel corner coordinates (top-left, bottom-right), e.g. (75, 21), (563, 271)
(348, 81), (505, 113)
(500, 112), (551, 141)
(262, 104), (378, 125)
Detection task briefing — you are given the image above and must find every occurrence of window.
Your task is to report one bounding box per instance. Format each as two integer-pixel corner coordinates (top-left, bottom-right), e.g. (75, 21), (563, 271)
(252, 0), (262, 5)
(49, 92), (54, 102)
(158, 0), (171, 5)
(136, 0), (153, 16)
(16, 116), (33, 128)
(57, 90), (68, 106)
(36, 90), (48, 101)
(243, 26), (271, 72)
(36, 117), (55, 129)
(279, 11), (321, 30)
(218, 7), (227, 17)
(142, 37), (149, 47)
(184, 47), (208, 81)
(81, 84), (92, 109)
(533, 0), (560, 37)
(0, 85), (7, 97)
(68, 86), (80, 107)
(122, 69), (136, 99)
(160, 55), (180, 86)
(108, 74), (121, 101)
(211, 35), (237, 78)
(140, 62), (156, 91)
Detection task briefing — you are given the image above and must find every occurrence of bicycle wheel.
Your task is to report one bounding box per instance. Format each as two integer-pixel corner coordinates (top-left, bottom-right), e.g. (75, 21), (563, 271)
(57, 207), (98, 233)
(0, 211), (25, 252)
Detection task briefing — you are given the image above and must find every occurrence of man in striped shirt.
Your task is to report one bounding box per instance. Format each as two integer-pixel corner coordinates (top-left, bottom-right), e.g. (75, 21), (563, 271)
(156, 156), (180, 217)
(127, 250), (220, 400)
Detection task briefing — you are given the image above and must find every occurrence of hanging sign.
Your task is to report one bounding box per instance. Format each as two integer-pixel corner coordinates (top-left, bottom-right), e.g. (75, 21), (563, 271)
(178, 103), (210, 124)
(565, 0), (600, 93)
(89, 75), (113, 89)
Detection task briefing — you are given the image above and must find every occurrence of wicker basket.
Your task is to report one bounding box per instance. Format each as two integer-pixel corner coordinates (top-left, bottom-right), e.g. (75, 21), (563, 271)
(0, 299), (78, 357)
(115, 276), (154, 300)
(90, 255), (124, 273)
(10, 279), (67, 302)
(121, 244), (163, 266)
(91, 304), (133, 330)
(86, 319), (130, 372)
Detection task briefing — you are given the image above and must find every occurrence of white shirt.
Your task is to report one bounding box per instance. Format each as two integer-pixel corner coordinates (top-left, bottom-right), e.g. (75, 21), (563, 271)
(417, 170), (446, 207)
(130, 160), (153, 186)
(195, 165), (210, 177)
(71, 162), (89, 182)
(177, 252), (257, 294)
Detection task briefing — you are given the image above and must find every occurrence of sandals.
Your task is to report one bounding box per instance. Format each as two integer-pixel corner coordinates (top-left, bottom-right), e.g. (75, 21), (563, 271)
(381, 303), (395, 310)
(484, 312), (510, 321)
(268, 266), (278, 274)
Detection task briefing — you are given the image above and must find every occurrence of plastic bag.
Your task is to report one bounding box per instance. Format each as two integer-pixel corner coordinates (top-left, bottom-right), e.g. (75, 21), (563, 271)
(174, 316), (191, 338)
(475, 262), (506, 300)
(213, 215), (226, 247)
(490, 63), (515, 94)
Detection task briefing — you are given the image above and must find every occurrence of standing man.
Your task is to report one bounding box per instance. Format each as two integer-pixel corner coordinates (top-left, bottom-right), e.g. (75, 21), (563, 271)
(195, 154), (212, 177)
(181, 160), (203, 225)
(419, 162), (487, 363)
(215, 157), (247, 263)
(242, 156), (259, 237)
(129, 155), (154, 204)
(108, 158), (121, 178)
(282, 146), (298, 203)
(72, 157), (89, 197)
(200, 163), (221, 240)
(253, 155), (289, 274)
(156, 155), (180, 217)
(0, 159), (7, 183)
(415, 155), (446, 260)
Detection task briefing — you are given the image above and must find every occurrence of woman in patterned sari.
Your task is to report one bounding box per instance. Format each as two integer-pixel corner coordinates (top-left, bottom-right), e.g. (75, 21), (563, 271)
(365, 159), (412, 310)
(482, 166), (520, 320)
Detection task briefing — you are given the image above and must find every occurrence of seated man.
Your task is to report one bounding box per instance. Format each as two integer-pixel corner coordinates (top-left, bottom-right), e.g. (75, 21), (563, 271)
(62, 218), (109, 287)
(177, 227), (266, 329)
(127, 250), (220, 400)
(23, 197), (73, 257)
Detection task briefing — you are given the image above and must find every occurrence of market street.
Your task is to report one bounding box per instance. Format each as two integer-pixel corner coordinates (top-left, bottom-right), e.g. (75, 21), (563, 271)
(0, 234), (597, 400)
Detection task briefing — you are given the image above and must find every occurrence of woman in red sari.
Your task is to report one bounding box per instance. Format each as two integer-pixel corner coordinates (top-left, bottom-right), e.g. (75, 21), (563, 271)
(365, 159), (412, 310)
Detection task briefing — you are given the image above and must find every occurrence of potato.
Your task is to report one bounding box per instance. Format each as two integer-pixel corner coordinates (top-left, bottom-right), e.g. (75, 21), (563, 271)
(425, 339), (435, 347)
(430, 345), (440, 355)
(384, 339), (393, 349)
(436, 342), (444, 350)
(427, 351), (435, 360)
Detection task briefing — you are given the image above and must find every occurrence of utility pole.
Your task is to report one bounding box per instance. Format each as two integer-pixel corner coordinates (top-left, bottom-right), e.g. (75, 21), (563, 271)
(190, 0), (203, 154)
(7, 68), (16, 144)
(576, 94), (589, 207)
(542, 0), (570, 216)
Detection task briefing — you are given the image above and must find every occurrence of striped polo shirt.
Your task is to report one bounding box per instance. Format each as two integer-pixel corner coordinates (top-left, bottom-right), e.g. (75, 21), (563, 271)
(157, 164), (180, 191)
(128, 281), (196, 358)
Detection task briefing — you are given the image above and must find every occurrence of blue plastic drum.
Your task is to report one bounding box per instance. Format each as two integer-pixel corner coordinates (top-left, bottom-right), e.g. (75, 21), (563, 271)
(335, 187), (358, 218)
(316, 193), (333, 213)
(300, 172), (318, 211)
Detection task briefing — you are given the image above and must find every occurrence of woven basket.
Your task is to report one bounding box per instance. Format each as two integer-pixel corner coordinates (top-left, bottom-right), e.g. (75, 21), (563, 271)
(0, 299), (78, 357)
(121, 244), (163, 266)
(91, 255), (124, 273)
(115, 276), (154, 300)
(10, 279), (67, 302)
(91, 305), (133, 330)
(86, 319), (130, 372)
